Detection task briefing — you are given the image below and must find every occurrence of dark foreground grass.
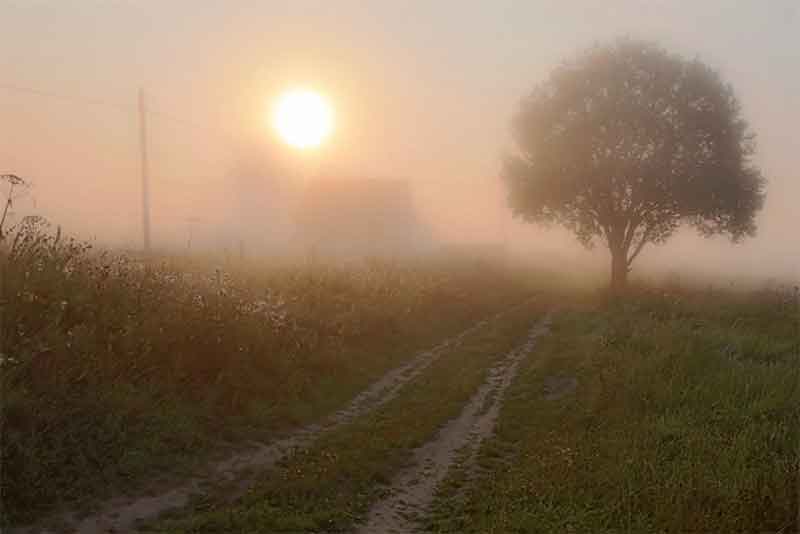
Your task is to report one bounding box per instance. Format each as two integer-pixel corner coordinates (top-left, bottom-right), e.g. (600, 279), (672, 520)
(427, 287), (799, 533)
(149, 300), (545, 533)
(0, 221), (541, 526)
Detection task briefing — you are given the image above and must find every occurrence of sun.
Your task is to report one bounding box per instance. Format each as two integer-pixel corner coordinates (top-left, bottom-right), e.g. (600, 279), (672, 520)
(272, 89), (334, 149)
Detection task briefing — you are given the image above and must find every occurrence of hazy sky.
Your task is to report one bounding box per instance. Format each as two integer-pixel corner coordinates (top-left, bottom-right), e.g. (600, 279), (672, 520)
(2, 0), (798, 279)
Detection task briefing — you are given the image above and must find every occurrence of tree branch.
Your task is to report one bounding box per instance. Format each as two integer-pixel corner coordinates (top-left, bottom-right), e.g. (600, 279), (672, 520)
(626, 227), (650, 267)
(621, 213), (642, 253)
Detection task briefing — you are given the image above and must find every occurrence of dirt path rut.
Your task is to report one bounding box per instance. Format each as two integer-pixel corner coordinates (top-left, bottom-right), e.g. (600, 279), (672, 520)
(17, 302), (532, 534)
(355, 313), (551, 534)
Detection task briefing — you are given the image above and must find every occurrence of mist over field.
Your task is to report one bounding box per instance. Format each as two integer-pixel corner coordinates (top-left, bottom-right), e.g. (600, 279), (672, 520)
(2, 2), (799, 532)
(2, 1), (798, 284)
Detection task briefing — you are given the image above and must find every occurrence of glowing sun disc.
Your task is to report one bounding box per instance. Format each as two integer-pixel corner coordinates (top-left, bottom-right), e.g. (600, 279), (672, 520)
(272, 89), (333, 149)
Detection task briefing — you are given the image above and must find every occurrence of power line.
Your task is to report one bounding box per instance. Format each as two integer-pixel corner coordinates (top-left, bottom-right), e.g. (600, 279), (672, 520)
(3, 81), (244, 171)
(3, 81), (258, 251)
(147, 108), (217, 132)
(1, 82), (241, 150)
(0, 82), (131, 112)
(146, 109), (244, 157)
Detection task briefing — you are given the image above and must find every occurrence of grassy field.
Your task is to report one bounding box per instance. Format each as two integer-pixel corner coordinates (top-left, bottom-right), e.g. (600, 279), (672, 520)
(0, 220), (541, 526)
(2, 219), (798, 532)
(427, 286), (799, 533)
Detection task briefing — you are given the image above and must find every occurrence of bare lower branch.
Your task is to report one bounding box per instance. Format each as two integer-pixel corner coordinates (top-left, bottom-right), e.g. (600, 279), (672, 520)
(627, 229), (650, 267)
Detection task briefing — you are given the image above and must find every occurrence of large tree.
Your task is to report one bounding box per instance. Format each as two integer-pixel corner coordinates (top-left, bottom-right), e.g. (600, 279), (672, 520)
(504, 39), (766, 290)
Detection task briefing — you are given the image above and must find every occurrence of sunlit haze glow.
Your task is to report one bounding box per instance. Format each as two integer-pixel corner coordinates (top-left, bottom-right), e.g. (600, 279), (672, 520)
(2, 1), (798, 282)
(272, 89), (333, 149)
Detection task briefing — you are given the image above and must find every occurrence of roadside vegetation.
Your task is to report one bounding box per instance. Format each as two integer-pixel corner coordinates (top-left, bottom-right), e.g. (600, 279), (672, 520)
(0, 218), (540, 526)
(427, 284), (799, 533)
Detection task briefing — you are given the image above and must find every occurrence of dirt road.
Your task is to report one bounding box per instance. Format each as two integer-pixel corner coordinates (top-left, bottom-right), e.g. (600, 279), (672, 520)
(355, 314), (551, 533)
(16, 303), (533, 534)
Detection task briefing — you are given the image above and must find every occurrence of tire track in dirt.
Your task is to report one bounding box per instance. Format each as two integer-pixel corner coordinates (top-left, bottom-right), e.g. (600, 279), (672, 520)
(355, 313), (551, 534)
(16, 300), (534, 534)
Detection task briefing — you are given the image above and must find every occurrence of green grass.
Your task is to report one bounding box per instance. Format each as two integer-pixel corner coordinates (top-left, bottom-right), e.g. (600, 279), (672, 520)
(0, 220), (542, 526)
(427, 288), (799, 533)
(148, 300), (545, 533)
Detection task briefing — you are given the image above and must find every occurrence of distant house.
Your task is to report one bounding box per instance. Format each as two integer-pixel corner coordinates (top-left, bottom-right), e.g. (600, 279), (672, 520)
(295, 177), (430, 258)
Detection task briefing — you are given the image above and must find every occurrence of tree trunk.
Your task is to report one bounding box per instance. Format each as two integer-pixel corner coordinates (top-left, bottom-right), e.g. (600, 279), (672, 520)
(610, 248), (628, 292)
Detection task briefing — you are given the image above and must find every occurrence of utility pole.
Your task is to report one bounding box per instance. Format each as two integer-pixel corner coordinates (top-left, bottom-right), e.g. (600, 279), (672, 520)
(138, 88), (152, 253)
(185, 216), (204, 251)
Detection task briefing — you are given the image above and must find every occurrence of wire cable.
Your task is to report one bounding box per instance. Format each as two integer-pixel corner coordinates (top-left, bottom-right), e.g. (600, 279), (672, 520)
(0, 82), (132, 112)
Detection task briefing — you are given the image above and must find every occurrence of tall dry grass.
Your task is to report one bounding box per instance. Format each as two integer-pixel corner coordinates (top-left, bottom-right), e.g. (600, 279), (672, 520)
(0, 217), (539, 524)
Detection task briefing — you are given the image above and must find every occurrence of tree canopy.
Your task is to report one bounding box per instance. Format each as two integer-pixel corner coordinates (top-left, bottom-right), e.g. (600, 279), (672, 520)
(504, 38), (766, 289)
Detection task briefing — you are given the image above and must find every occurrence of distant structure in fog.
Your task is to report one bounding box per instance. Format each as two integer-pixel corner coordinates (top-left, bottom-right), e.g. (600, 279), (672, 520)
(211, 156), (432, 259)
(296, 177), (430, 258)
(217, 142), (296, 257)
